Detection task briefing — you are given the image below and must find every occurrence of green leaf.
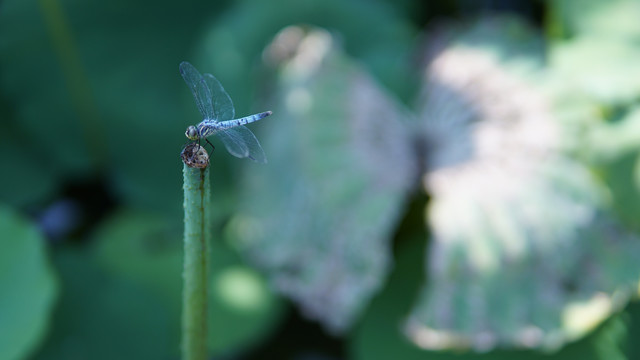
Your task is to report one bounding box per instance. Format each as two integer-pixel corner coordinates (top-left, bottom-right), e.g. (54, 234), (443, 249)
(348, 229), (427, 360)
(586, 106), (640, 162)
(32, 248), (176, 360)
(437, 16), (545, 68)
(229, 27), (416, 334)
(624, 301), (640, 358)
(550, 38), (640, 105)
(598, 152), (640, 231)
(208, 264), (285, 356)
(196, 0), (417, 112)
(0, 0), (230, 215)
(350, 227), (630, 360)
(91, 210), (284, 357)
(0, 131), (60, 208)
(92, 210), (184, 310)
(409, 27), (640, 351)
(0, 204), (58, 360)
(548, 0), (640, 40)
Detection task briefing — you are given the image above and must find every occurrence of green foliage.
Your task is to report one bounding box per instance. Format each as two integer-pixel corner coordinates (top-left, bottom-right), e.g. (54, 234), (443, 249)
(350, 235), (630, 360)
(92, 211), (184, 315)
(548, 0), (640, 40)
(229, 27), (415, 334)
(0, 131), (60, 208)
(547, 0), (640, 233)
(550, 38), (640, 105)
(197, 0), (418, 110)
(2, 0), (640, 358)
(0, 0), (230, 215)
(90, 210), (285, 357)
(0, 205), (58, 360)
(402, 17), (640, 350)
(32, 248), (176, 360)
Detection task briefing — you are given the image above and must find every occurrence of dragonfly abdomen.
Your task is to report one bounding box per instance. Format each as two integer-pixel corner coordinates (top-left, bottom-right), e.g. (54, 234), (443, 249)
(216, 111), (272, 130)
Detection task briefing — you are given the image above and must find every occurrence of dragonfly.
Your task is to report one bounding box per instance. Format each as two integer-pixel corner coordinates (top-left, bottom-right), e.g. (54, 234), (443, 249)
(180, 61), (271, 163)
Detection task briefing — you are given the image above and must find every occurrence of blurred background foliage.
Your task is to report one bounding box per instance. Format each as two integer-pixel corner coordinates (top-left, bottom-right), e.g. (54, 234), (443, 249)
(2, 0), (640, 359)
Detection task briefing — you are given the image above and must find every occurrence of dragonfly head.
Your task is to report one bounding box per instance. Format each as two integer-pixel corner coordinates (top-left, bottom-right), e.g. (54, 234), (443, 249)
(185, 126), (199, 140)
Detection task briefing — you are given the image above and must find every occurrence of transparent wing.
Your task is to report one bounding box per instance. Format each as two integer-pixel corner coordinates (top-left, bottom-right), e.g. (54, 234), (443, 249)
(216, 125), (267, 163)
(179, 62), (214, 120)
(204, 73), (235, 121)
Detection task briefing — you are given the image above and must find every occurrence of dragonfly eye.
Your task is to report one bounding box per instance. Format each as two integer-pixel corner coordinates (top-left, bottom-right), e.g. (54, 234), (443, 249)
(185, 126), (199, 140)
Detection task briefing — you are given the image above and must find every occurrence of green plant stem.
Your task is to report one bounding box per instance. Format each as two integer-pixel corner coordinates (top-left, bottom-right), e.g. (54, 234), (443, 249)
(182, 162), (211, 360)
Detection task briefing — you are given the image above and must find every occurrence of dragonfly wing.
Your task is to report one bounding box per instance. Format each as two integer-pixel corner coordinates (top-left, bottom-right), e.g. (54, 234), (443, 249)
(203, 73), (235, 121)
(179, 62), (214, 120)
(216, 125), (267, 163)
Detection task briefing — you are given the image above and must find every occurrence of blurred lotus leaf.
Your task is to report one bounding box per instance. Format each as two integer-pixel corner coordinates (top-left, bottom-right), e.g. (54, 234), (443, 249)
(0, 0), (96, 174)
(196, 0), (417, 113)
(351, 232), (630, 360)
(585, 106), (640, 163)
(547, 0), (640, 106)
(0, 129), (60, 208)
(581, 106), (640, 231)
(228, 27), (417, 334)
(550, 38), (640, 106)
(544, 0), (640, 232)
(0, 0), (227, 214)
(0, 205), (58, 360)
(32, 248), (175, 360)
(549, 0), (640, 39)
(429, 16), (545, 67)
(406, 21), (640, 352)
(92, 211), (184, 311)
(91, 210), (285, 357)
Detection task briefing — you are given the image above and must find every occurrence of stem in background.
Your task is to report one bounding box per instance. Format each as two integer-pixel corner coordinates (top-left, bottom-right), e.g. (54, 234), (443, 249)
(38, 0), (106, 165)
(181, 143), (211, 360)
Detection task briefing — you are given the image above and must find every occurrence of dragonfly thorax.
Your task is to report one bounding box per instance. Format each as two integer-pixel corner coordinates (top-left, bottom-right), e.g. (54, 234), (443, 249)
(185, 125), (199, 140)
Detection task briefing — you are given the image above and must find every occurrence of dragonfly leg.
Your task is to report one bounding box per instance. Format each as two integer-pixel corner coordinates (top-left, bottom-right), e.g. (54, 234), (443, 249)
(184, 139), (214, 164)
(204, 138), (216, 154)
